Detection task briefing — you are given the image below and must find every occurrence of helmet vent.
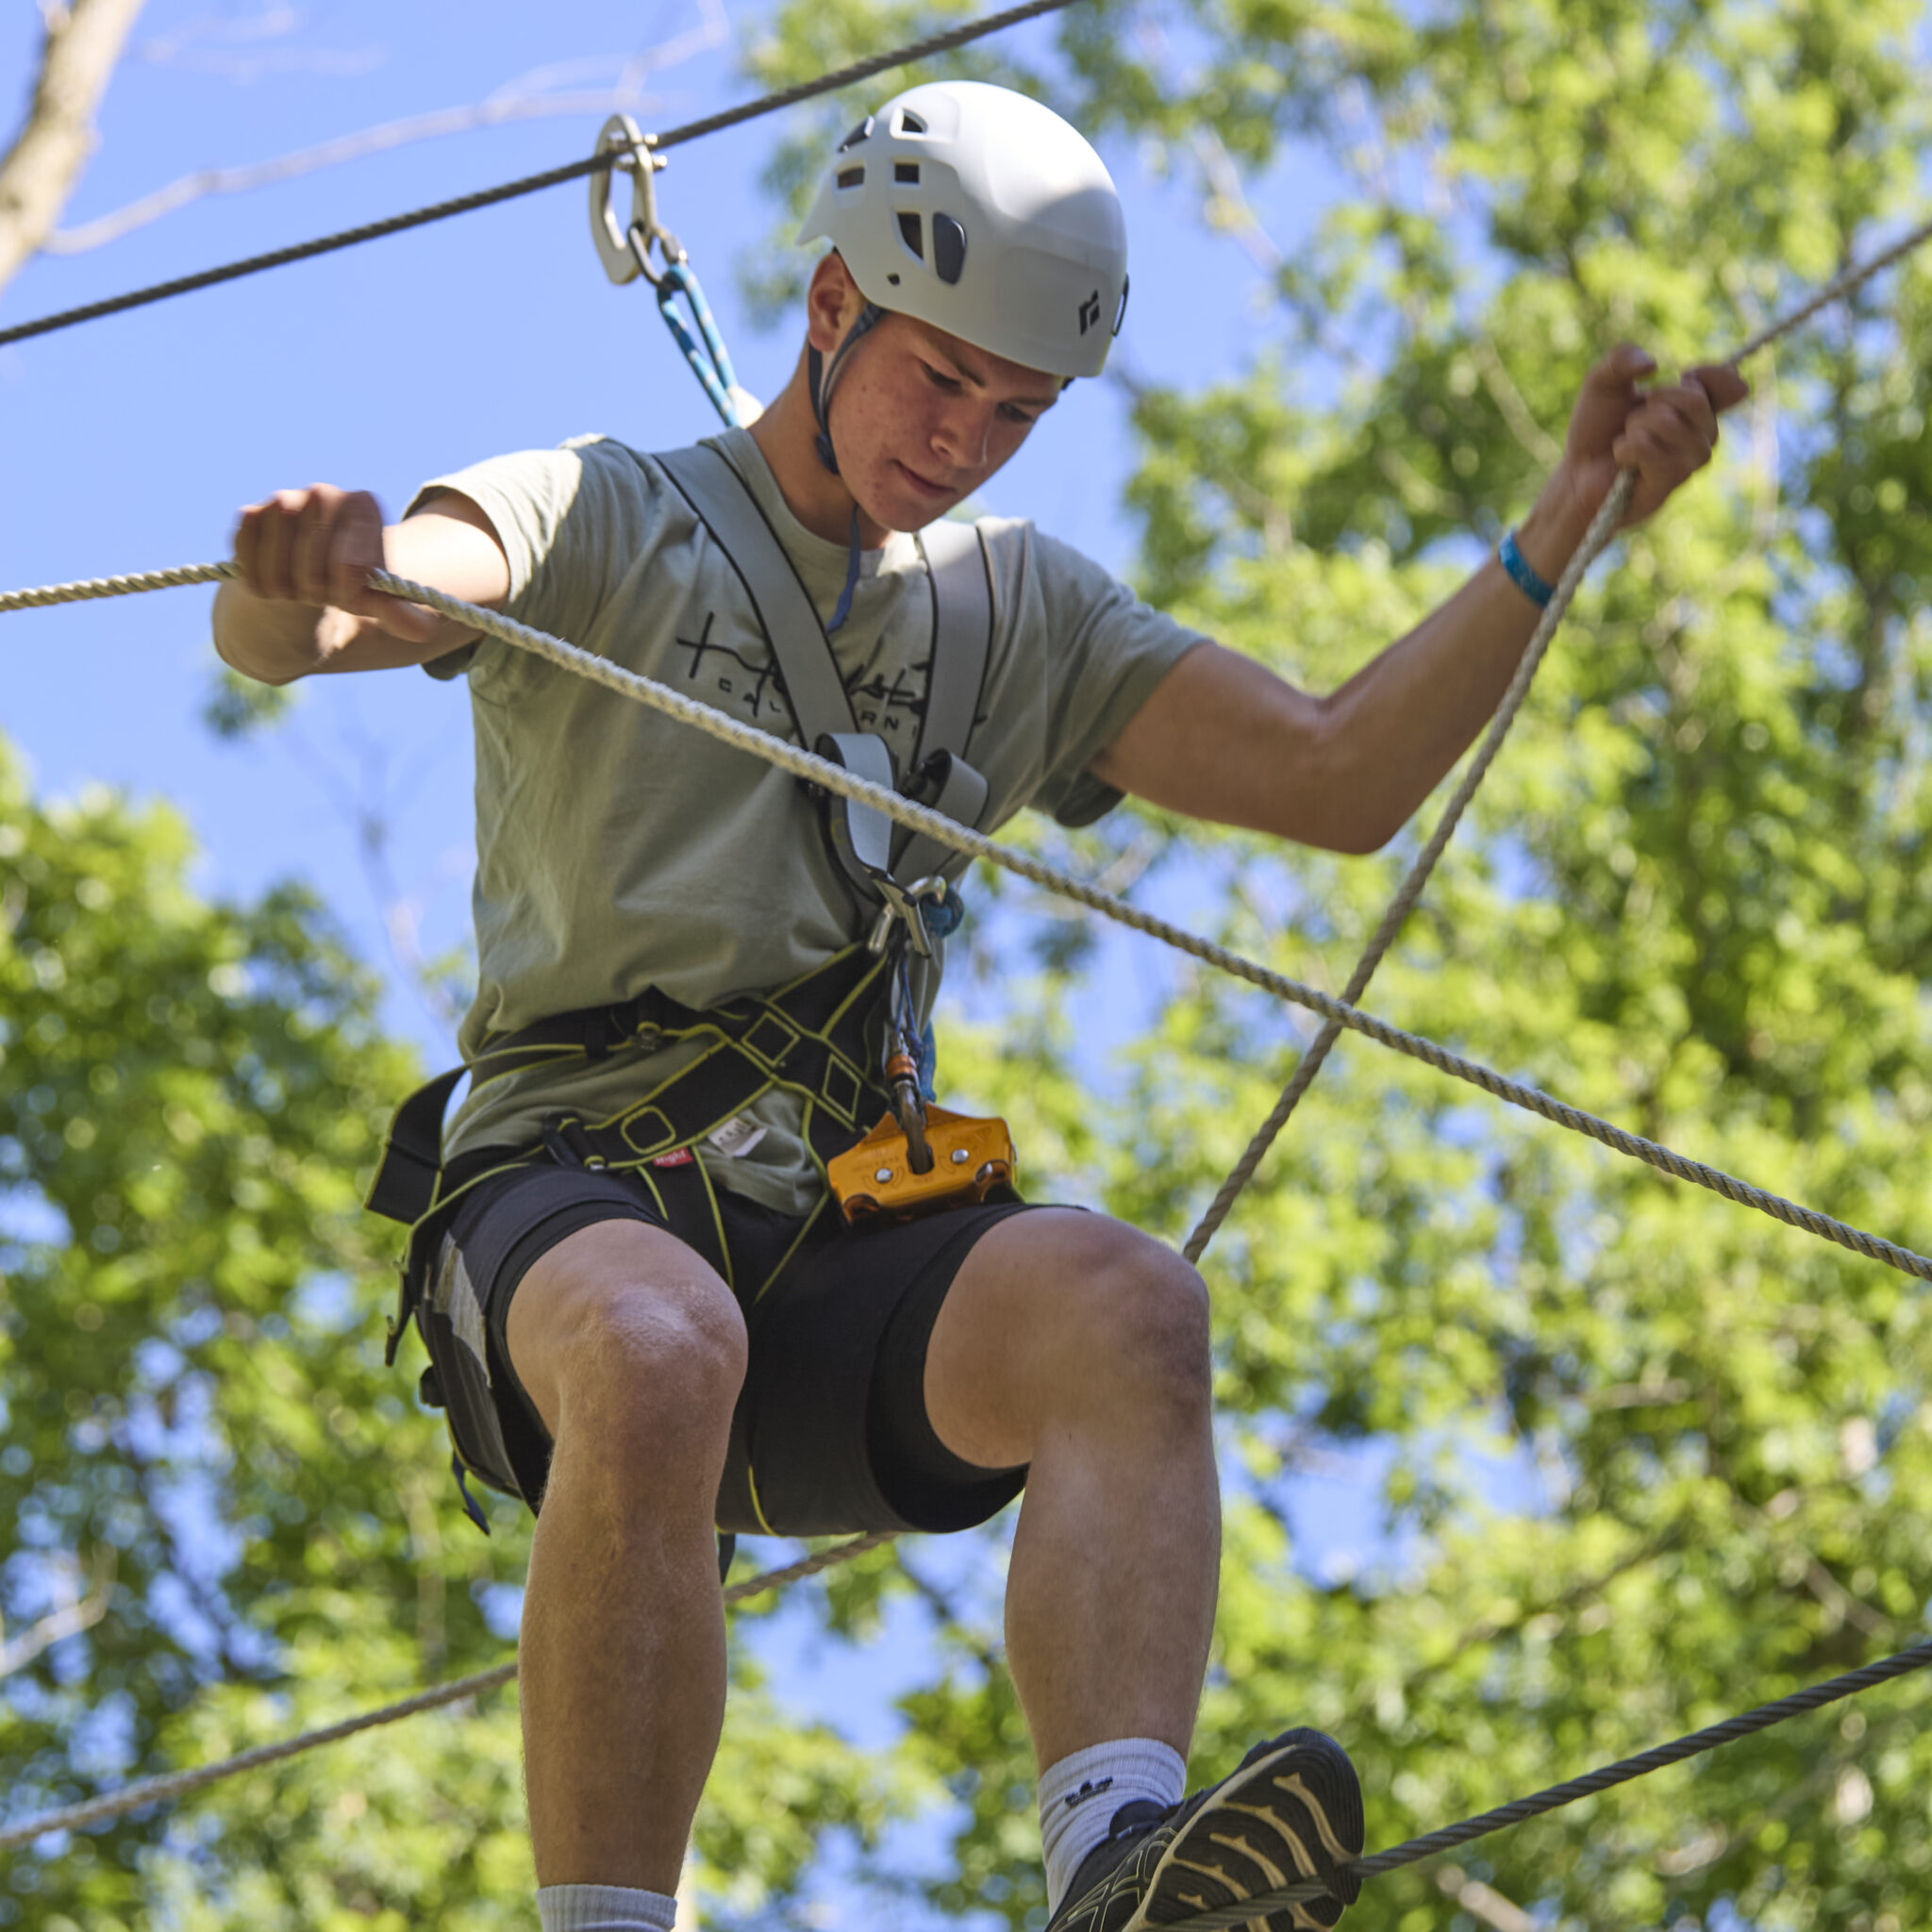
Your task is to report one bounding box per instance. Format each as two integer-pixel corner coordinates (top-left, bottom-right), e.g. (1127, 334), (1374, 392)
(837, 166), (865, 189)
(932, 211), (967, 285)
(895, 108), (928, 135)
(897, 211), (924, 260)
(894, 161), (921, 184)
(837, 116), (874, 152)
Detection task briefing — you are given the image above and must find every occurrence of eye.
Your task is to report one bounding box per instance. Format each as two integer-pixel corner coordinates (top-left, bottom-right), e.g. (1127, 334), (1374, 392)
(922, 362), (963, 392)
(999, 403), (1041, 426)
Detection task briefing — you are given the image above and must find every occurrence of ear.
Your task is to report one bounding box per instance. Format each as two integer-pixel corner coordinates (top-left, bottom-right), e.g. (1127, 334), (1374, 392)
(806, 251), (865, 354)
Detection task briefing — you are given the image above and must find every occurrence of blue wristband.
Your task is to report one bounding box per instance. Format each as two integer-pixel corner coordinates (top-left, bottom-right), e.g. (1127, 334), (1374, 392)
(1499, 527), (1556, 608)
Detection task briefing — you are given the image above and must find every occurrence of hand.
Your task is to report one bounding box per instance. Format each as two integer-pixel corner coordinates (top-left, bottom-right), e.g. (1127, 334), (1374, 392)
(1555, 343), (1751, 532)
(231, 485), (441, 645)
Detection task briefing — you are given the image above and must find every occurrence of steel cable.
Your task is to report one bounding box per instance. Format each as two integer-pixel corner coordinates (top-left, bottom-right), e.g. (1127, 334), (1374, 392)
(1160, 1637), (1932, 1927)
(0, 1531), (894, 1853)
(0, 0), (1085, 351)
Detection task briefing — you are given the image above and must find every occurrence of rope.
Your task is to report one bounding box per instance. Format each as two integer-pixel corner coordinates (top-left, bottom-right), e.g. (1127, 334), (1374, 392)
(0, 0), (1084, 353)
(1183, 474), (1630, 1263)
(1182, 205), (1932, 1264)
(1159, 1636), (1932, 1928)
(4, 197), (1929, 1876)
(0, 1530), (893, 1853)
(6, 556), (1928, 1283)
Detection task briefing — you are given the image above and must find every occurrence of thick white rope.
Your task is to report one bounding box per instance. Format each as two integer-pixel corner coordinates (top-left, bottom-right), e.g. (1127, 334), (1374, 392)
(1180, 202), (1932, 1263)
(4, 208), (1930, 1851)
(4, 556), (1926, 1283)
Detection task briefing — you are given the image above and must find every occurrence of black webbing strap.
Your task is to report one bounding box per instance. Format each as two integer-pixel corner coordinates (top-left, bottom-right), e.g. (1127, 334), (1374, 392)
(365, 944), (894, 1234)
(365, 1065), (469, 1226)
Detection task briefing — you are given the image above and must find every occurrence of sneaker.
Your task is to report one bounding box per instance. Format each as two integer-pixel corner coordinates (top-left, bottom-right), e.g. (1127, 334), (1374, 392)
(1045, 1728), (1364, 1932)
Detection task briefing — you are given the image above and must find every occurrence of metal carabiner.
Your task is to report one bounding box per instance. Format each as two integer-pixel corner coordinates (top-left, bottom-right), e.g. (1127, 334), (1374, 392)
(590, 114), (684, 288)
(866, 875), (953, 958)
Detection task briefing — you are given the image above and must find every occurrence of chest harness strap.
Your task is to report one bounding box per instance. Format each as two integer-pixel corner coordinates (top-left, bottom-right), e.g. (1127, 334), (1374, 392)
(649, 442), (993, 914)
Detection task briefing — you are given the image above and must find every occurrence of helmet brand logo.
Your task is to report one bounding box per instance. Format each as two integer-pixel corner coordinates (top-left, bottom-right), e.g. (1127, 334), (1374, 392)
(1078, 291), (1101, 333)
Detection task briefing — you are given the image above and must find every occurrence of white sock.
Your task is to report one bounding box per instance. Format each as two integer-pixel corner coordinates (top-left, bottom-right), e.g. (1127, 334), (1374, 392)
(536, 1884), (679, 1932)
(1039, 1738), (1187, 1910)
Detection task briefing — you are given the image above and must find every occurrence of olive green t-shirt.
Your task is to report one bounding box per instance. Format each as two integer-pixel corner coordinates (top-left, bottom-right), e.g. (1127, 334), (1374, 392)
(417, 425), (1204, 1214)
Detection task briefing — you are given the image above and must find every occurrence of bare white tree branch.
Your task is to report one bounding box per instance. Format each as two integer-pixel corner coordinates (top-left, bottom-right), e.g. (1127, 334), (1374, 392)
(0, 1547), (116, 1680)
(46, 0), (729, 257)
(0, 0), (148, 294)
(1437, 1865), (1539, 1932)
(133, 3), (382, 84)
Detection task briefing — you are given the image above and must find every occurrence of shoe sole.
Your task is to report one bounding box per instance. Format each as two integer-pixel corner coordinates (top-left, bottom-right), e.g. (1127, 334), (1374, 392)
(1124, 1728), (1365, 1932)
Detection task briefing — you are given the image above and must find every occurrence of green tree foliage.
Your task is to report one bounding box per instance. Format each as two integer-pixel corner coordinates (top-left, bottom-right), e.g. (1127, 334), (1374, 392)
(0, 745), (902, 1926)
(744, 2), (1932, 1928)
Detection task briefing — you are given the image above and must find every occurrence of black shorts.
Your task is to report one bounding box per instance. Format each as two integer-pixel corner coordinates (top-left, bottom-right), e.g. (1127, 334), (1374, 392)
(419, 1153), (1036, 1538)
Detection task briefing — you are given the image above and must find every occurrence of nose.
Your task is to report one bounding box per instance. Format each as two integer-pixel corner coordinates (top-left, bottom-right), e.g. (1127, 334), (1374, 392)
(931, 397), (995, 473)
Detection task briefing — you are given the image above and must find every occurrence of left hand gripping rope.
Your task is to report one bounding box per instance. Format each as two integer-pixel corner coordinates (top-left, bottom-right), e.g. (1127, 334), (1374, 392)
(591, 114), (761, 429)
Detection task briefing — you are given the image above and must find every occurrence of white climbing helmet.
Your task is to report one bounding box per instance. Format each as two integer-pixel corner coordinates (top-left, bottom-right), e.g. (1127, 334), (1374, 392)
(797, 80), (1129, 380)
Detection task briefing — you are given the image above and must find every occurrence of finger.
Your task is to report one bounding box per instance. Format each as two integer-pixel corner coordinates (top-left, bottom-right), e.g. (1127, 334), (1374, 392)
(291, 485), (341, 608)
(232, 505), (262, 588)
(1613, 419), (1710, 484)
(1592, 341), (1659, 394)
(1641, 386), (1719, 451)
(1686, 360), (1750, 413)
(329, 491), (385, 613)
(254, 490), (305, 603)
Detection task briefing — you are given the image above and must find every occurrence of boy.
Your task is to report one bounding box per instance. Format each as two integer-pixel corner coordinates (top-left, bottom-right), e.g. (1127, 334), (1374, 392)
(215, 80), (1740, 1932)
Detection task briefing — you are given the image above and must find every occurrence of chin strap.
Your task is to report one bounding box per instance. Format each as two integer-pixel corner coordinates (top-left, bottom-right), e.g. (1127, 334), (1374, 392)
(808, 301), (885, 475)
(808, 301), (886, 633)
(825, 507), (864, 636)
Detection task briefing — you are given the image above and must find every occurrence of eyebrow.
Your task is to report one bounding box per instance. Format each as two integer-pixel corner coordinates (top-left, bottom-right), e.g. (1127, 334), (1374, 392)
(927, 342), (1061, 412)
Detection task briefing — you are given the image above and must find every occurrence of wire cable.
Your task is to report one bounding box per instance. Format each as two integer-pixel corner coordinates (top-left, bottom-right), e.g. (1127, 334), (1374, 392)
(0, 1531), (893, 1853)
(1159, 1636), (1932, 1927)
(0, 0), (1085, 352)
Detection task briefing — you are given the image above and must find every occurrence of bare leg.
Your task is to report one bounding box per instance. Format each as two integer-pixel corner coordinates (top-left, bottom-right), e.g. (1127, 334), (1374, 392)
(505, 1219), (747, 1890)
(922, 1209), (1219, 1768)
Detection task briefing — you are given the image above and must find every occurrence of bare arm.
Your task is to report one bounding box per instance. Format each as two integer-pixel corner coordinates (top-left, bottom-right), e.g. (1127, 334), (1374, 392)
(212, 486), (511, 685)
(1092, 346), (1749, 854)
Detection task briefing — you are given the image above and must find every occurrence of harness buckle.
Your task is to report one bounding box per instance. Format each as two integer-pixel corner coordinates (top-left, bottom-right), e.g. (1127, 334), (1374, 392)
(383, 1256), (412, 1368)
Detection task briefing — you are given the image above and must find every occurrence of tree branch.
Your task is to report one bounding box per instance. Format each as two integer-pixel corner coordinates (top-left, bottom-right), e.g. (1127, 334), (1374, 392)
(0, 0), (147, 296)
(45, 0), (729, 257)
(0, 1545), (115, 1679)
(1437, 1865), (1539, 1932)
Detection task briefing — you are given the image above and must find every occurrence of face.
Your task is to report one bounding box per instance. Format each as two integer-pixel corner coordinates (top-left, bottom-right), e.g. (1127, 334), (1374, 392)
(809, 259), (1062, 532)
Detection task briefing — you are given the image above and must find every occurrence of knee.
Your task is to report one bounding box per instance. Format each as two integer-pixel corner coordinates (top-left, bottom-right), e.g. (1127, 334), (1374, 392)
(1060, 1224), (1212, 1417)
(543, 1273), (747, 1466)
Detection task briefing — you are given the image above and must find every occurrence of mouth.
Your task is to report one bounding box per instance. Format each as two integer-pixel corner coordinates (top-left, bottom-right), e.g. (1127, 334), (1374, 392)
(894, 459), (956, 499)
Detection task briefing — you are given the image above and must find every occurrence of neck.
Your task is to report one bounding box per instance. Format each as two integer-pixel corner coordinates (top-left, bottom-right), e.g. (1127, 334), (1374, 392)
(747, 349), (890, 549)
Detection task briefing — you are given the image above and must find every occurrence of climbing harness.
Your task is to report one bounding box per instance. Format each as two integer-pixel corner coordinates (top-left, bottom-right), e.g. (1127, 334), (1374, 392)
(9, 552), (1928, 1287)
(356, 436), (1013, 1509)
(591, 116), (761, 429)
(368, 943), (896, 1515)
